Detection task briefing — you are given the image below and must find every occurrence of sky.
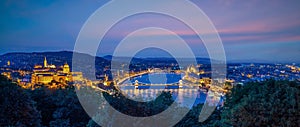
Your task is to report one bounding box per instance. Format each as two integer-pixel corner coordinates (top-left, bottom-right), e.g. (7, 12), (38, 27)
(1, 0), (300, 63)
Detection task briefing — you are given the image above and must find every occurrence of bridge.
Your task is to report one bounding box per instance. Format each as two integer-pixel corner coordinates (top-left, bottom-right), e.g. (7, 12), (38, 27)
(119, 82), (226, 93)
(117, 80), (227, 92)
(116, 70), (150, 85)
(88, 67), (227, 94)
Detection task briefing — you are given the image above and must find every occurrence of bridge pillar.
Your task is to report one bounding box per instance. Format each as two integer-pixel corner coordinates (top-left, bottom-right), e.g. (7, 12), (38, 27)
(134, 80), (139, 89)
(179, 80), (183, 89)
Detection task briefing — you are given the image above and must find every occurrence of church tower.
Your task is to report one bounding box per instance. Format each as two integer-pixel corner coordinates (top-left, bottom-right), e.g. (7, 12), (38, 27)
(44, 57), (48, 68)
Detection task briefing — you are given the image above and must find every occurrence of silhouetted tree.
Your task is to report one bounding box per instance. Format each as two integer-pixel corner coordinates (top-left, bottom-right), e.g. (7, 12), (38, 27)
(29, 86), (91, 126)
(220, 80), (300, 126)
(0, 75), (41, 126)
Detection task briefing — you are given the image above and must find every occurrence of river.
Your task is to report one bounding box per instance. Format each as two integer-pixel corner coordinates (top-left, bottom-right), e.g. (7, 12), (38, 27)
(119, 73), (223, 106)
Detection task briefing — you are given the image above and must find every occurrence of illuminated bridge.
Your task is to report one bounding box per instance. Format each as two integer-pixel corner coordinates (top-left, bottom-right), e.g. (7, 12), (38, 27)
(112, 69), (226, 93)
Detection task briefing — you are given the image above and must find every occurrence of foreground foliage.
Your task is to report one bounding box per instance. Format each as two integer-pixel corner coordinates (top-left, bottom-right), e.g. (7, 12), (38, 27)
(0, 76), (41, 126)
(0, 75), (299, 126)
(220, 80), (300, 126)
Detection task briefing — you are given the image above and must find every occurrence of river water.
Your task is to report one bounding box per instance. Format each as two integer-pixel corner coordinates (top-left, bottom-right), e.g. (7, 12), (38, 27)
(119, 73), (223, 106)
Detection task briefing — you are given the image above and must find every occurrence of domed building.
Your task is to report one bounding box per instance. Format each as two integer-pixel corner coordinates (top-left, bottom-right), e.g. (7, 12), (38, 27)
(63, 63), (70, 74)
(31, 57), (82, 86)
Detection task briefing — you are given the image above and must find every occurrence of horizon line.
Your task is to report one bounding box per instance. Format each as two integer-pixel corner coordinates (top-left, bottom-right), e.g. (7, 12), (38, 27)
(0, 50), (299, 64)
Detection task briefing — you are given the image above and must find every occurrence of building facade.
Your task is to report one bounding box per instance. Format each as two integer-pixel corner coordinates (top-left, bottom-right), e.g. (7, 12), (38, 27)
(31, 57), (82, 85)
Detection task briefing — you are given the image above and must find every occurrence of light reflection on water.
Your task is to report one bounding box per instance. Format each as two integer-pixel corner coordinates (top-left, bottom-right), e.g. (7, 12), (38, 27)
(119, 73), (222, 106)
(119, 88), (208, 106)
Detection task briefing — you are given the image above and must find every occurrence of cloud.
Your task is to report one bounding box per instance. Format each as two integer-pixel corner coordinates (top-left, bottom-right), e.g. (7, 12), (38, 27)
(1, 0), (300, 62)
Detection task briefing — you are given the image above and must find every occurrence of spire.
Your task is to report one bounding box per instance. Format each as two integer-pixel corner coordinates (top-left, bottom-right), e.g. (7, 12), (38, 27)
(44, 57), (48, 68)
(7, 60), (10, 66)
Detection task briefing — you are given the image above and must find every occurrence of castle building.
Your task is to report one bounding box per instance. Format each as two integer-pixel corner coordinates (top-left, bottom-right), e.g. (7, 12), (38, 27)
(31, 57), (82, 85)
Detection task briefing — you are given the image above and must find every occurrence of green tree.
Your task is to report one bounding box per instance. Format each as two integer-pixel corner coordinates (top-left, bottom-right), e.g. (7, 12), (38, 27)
(29, 86), (91, 126)
(221, 80), (300, 126)
(0, 75), (41, 126)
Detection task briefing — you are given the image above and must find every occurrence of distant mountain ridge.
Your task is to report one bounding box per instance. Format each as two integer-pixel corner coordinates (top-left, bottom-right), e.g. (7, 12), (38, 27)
(0, 51), (214, 70)
(0, 51), (106, 70)
(0, 51), (286, 66)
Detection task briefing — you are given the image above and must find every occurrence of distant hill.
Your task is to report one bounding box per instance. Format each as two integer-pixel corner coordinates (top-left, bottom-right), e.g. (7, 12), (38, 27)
(0, 51), (108, 70)
(103, 55), (212, 64)
(228, 59), (274, 64)
(2, 51), (281, 71)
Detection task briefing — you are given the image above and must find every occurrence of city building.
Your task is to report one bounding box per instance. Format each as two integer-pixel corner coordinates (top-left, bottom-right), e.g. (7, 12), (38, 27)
(31, 57), (83, 85)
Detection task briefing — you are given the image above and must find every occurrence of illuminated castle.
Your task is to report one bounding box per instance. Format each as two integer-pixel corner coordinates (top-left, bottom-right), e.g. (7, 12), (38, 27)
(31, 57), (82, 85)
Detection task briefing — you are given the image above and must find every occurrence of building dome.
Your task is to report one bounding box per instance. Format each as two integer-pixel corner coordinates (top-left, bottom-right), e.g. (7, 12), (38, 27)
(63, 63), (70, 68)
(63, 62), (70, 73)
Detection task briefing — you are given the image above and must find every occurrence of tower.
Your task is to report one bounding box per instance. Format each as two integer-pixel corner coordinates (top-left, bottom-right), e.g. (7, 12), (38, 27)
(7, 60), (10, 66)
(134, 80), (139, 89)
(44, 57), (48, 68)
(63, 62), (70, 73)
(103, 74), (112, 86)
(104, 74), (108, 81)
(179, 80), (183, 89)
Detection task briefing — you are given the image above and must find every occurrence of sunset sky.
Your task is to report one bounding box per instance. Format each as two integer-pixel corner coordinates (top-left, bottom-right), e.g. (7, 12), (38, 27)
(1, 0), (300, 62)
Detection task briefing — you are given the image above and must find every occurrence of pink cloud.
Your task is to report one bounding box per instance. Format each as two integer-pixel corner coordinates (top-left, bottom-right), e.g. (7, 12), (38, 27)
(274, 35), (300, 42)
(218, 18), (300, 34)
